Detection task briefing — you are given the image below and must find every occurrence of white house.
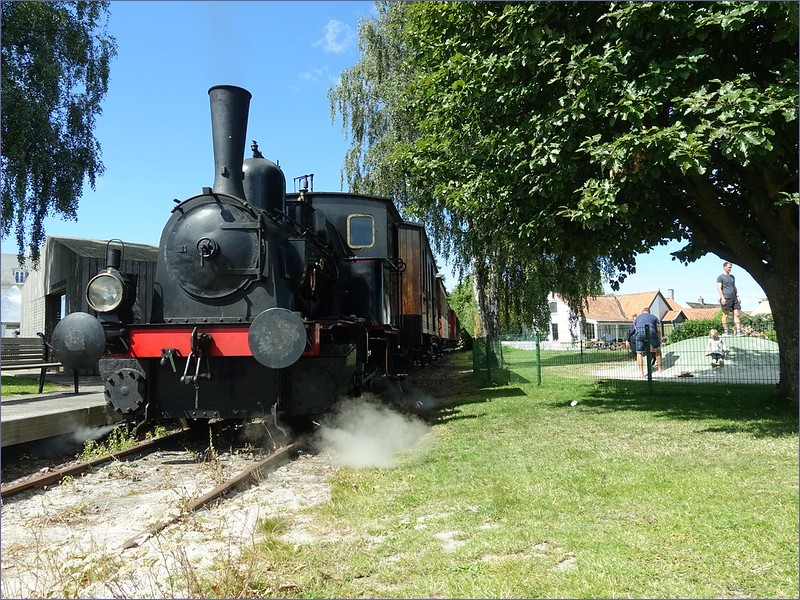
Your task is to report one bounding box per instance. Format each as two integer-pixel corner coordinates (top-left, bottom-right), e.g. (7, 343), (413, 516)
(546, 290), (687, 344)
(1, 253), (30, 337)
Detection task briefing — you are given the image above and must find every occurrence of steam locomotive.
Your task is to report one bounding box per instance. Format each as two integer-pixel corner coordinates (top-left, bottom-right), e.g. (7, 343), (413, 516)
(51, 85), (459, 431)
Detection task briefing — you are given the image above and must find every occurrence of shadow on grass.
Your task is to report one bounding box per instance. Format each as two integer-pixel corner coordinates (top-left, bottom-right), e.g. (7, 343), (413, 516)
(423, 385), (527, 426)
(578, 380), (797, 438)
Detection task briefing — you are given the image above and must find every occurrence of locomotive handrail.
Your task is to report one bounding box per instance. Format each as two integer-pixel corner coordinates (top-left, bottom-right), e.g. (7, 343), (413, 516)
(389, 258), (407, 273)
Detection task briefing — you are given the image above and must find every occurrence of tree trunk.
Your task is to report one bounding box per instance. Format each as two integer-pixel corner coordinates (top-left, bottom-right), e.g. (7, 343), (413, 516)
(471, 256), (490, 338)
(471, 255), (502, 339)
(758, 267), (799, 403)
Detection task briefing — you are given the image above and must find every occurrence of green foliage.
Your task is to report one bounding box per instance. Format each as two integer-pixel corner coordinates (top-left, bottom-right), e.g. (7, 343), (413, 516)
(449, 276), (477, 338)
(667, 318), (724, 343)
(398, 2), (797, 277)
(328, 2), (418, 205)
(79, 426), (135, 460)
(0, 374), (64, 395)
(669, 314), (777, 343)
(336, 0), (797, 398)
(1, 1), (117, 266)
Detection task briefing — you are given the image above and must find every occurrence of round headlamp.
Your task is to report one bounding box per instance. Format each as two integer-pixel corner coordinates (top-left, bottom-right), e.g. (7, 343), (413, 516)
(87, 272), (125, 313)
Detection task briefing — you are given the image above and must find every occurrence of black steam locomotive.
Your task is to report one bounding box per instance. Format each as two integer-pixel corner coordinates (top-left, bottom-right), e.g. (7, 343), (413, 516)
(52, 85), (459, 431)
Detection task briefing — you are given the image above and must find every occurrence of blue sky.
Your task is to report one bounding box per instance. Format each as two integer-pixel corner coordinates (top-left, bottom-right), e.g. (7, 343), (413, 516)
(2, 1), (767, 310)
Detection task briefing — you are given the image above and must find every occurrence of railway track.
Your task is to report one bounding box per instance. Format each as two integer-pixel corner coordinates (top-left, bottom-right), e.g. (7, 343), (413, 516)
(1, 429), (329, 599)
(120, 440), (300, 549)
(1, 428), (191, 499)
(2, 420), (303, 547)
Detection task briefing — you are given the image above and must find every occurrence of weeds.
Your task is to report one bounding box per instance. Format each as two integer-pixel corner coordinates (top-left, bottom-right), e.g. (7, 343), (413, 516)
(77, 424), (169, 462)
(78, 426), (137, 461)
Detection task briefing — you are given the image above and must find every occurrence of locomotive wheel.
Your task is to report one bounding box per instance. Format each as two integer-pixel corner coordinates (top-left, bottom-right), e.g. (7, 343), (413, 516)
(104, 368), (147, 415)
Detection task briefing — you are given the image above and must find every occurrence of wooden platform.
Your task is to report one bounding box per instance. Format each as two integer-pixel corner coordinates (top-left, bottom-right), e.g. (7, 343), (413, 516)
(1, 376), (117, 448)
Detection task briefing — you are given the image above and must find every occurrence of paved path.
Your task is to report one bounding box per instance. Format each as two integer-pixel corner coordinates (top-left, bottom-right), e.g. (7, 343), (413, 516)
(1, 371), (115, 447)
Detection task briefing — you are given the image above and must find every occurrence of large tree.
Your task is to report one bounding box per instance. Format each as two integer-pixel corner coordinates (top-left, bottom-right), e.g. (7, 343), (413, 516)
(1, 1), (116, 266)
(331, 3), (610, 339)
(334, 1), (798, 400)
(392, 1), (797, 400)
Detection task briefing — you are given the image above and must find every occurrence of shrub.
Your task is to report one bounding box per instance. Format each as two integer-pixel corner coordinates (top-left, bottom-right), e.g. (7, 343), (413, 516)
(668, 313), (776, 344)
(668, 318), (722, 343)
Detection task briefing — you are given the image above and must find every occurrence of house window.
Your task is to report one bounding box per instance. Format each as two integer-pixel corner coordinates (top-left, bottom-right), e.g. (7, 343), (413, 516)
(582, 320), (595, 340)
(549, 302), (558, 314)
(347, 214), (375, 248)
(12, 268), (28, 284)
(551, 323), (559, 341)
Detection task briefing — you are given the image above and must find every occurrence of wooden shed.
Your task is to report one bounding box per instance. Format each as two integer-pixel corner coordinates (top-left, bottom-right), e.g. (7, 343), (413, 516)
(19, 236), (158, 342)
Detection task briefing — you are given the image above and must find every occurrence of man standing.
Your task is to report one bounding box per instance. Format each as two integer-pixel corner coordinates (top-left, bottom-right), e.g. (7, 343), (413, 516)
(634, 307), (663, 376)
(716, 261), (743, 336)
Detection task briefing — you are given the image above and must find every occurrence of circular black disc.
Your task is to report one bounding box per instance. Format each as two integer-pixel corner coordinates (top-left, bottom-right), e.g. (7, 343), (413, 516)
(248, 308), (307, 369)
(51, 312), (106, 370)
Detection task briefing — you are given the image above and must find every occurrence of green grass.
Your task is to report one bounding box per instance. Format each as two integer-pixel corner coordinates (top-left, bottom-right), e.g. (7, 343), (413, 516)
(202, 351), (798, 598)
(1, 374), (69, 395)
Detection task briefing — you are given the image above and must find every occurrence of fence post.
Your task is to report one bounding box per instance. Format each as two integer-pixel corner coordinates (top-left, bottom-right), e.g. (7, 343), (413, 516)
(645, 324), (653, 392)
(535, 333), (542, 386)
(485, 337), (492, 383)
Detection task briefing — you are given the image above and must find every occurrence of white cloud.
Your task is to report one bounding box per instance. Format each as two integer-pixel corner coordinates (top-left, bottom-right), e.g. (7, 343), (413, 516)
(298, 67), (326, 82)
(314, 19), (355, 55)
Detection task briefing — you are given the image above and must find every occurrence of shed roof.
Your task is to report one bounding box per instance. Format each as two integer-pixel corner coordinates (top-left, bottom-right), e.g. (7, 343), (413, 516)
(50, 236), (158, 262)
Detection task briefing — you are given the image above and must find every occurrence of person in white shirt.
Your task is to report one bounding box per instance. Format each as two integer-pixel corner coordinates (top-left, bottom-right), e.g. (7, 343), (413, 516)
(706, 328), (728, 367)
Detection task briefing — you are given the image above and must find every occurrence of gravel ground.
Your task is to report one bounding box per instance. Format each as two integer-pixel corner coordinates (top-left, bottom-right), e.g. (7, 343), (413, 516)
(1, 357), (466, 598)
(1, 442), (337, 598)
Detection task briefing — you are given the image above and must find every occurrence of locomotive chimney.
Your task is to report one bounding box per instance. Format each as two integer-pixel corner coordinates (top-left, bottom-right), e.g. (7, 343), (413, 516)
(208, 85), (252, 199)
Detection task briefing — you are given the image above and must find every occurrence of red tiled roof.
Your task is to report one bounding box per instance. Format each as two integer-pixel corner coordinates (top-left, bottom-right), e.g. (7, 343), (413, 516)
(556, 290), (712, 324)
(583, 295), (626, 321)
(664, 297), (683, 312)
(617, 291), (659, 319)
(682, 307), (720, 320)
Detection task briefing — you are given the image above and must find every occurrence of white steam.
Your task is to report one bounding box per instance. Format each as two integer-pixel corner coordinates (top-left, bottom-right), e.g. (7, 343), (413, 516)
(313, 397), (431, 469)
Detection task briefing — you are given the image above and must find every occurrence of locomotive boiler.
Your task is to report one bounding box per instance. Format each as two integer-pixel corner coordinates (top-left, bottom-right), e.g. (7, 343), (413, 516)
(51, 85), (459, 431)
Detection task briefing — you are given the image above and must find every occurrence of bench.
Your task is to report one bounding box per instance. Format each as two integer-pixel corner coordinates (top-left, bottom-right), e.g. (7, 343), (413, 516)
(1, 334), (79, 394)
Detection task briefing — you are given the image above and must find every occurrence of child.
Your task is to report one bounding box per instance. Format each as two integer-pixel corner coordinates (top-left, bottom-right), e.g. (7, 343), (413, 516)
(706, 329), (727, 367)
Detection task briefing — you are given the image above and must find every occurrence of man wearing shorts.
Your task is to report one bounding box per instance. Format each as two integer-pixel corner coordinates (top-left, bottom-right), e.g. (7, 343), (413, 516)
(716, 261), (743, 336)
(633, 307), (663, 375)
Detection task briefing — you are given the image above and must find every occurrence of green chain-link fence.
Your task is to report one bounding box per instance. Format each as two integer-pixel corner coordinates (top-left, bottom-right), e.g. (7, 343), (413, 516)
(473, 333), (780, 387)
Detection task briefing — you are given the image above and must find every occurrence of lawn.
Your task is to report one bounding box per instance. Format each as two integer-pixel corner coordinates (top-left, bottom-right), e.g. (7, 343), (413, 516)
(199, 351), (799, 598)
(1, 374), (69, 396)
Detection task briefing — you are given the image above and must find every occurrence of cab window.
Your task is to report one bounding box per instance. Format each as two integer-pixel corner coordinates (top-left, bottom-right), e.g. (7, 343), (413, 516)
(347, 214), (375, 248)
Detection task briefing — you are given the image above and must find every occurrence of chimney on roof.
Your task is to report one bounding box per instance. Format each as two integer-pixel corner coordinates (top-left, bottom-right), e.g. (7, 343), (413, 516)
(698, 296), (704, 304)
(666, 288), (674, 299)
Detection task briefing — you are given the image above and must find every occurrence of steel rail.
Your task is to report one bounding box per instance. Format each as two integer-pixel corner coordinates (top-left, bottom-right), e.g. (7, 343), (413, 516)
(1, 428), (189, 499)
(121, 441), (300, 550)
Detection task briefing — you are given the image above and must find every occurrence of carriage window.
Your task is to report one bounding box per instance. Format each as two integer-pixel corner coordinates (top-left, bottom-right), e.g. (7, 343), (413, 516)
(347, 214), (375, 248)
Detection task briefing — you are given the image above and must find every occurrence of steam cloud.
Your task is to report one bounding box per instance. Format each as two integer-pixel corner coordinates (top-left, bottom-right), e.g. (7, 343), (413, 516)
(313, 396), (431, 469)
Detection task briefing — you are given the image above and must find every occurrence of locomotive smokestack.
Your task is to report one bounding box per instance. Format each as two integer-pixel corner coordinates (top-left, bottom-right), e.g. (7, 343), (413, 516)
(208, 85), (252, 199)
